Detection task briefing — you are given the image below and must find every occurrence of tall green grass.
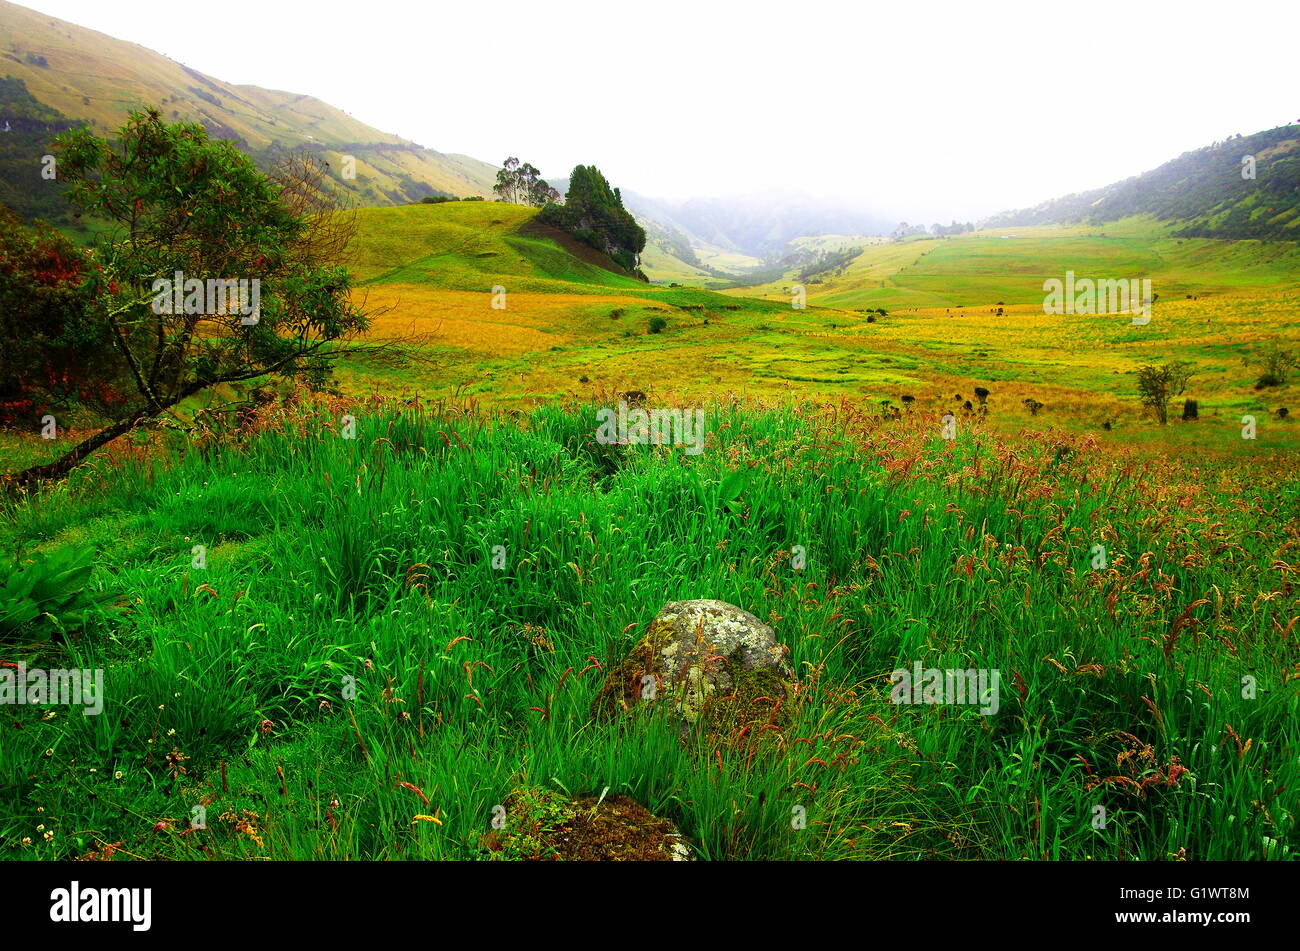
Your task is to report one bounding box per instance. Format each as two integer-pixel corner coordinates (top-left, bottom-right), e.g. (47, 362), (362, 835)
(1, 398), (1295, 860)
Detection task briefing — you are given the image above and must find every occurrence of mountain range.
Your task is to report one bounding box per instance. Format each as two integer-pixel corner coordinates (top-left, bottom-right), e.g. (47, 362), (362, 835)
(1, 0), (1296, 268)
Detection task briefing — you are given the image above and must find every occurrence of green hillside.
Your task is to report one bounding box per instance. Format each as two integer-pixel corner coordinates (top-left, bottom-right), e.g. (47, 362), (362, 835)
(0, 0), (496, 226)
(725, 218), (1300, 311)
(984, 124), (1300, 240)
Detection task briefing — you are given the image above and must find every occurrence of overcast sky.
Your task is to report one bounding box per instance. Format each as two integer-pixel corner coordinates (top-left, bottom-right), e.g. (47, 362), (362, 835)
(20, 0), (1300, 222)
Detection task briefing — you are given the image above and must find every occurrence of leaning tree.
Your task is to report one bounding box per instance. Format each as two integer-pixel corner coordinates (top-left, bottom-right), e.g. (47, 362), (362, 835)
(5, 109), (384, 488)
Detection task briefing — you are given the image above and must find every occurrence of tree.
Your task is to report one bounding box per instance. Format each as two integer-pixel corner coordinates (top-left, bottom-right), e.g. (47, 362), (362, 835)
(493, 157), (559, 207)
(5, 110), (376, 488)
(538, 165), (646, 276)
(1136, 361), (1194, 425)
(493, 157), (523, 203)
(1248, 341), (1298, 388)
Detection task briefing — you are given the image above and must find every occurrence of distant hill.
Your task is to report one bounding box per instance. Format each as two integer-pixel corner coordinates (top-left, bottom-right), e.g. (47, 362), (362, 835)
(0, 0), (496, 228)
(983, 124), (1300, 240)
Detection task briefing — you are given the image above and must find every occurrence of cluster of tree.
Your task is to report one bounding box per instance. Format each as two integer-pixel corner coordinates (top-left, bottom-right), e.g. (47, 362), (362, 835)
(890, 222), (929, 240)
(539, 165), (646, 278)
(492, 157), (560, 207)
(930, 221), (975, 236)
(797, 246), (862, 282)
(0, 109), (378, 488)
(417, 194), (485, 204)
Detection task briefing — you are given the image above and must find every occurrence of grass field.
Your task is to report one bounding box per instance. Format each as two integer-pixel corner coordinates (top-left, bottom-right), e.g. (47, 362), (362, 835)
(3, 398), (1296, 860)
(2, 200), (1298, 862)
(338, 204), (1300, 461)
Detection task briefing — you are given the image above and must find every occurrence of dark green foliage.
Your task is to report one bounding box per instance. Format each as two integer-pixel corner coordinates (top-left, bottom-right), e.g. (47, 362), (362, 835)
(0, 547), (120, 647)
(539, 165), (646, 279)
(0, 78), (83, 228)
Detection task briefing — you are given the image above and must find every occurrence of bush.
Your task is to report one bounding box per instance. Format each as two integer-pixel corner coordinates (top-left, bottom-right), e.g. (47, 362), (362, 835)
(1137, 361), (1194, 425)
(648, 316), (667, 334)
(0, 206), (125, 421)
(1252, 344), (1297, 388)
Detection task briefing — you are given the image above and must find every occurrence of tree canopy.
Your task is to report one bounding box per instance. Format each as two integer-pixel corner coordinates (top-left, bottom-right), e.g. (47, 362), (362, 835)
(4, 109), (377, 487)
(539, 165), (646, 277)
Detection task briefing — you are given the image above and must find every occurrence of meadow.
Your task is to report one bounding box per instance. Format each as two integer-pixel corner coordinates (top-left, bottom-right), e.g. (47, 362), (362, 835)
(340, 204), (1300, 460)
(3, 395), (1296, 860)
(1, 201), (1297, 861)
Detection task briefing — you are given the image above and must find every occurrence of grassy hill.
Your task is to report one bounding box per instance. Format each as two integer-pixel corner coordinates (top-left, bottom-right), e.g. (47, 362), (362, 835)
(323, 204), (1300, 469)
(2, 188), (1298, 867)
(724, 218), (1300, 310)
(335, 201), (817, 403)
(0, 0), (496, 227)
(983, 124), (1300, 240)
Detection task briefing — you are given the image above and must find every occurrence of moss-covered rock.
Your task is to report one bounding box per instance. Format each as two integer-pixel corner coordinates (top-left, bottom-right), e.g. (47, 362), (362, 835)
(481, 787), (689, 861)
(593, 599), (793, 733)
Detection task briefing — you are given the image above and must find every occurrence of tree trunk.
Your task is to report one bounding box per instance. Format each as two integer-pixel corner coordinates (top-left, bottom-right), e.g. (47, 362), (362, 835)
(4, 409), (150, 492)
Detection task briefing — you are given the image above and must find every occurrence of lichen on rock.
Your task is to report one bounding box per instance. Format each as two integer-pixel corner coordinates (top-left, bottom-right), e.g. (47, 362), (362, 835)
(593, 599), (793, 735)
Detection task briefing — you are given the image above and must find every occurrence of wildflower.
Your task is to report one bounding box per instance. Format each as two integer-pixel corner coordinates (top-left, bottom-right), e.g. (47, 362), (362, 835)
(43, 831), (54, 843)
(20, 837), (31, 847)
(260, 719), (274, 735)
(42, 710), (56, 721)
(36, 824), (45, 832)
(114, 771), (123, 780)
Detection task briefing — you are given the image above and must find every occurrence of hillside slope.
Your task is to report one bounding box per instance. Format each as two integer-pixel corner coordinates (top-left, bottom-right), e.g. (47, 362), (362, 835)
(0, 0), (495, 224)
(724, 218), (1300, 311)
(983, 124), (1300, 240)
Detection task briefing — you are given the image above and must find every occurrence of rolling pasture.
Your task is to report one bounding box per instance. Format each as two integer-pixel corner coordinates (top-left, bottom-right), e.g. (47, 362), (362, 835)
(2, 200), (1297, 863)
(344, 204), (1300, 461)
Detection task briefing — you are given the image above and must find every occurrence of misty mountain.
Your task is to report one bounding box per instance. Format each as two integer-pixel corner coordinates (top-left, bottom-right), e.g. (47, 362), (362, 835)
(624, 191), (894, 260)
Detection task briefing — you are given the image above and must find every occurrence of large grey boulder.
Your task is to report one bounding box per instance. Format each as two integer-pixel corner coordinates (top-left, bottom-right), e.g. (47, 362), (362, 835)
(593, 599), (793, 730)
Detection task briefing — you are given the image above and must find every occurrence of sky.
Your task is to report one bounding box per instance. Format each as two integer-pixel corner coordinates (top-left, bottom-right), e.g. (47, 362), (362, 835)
(17, 0), (1300, 222)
